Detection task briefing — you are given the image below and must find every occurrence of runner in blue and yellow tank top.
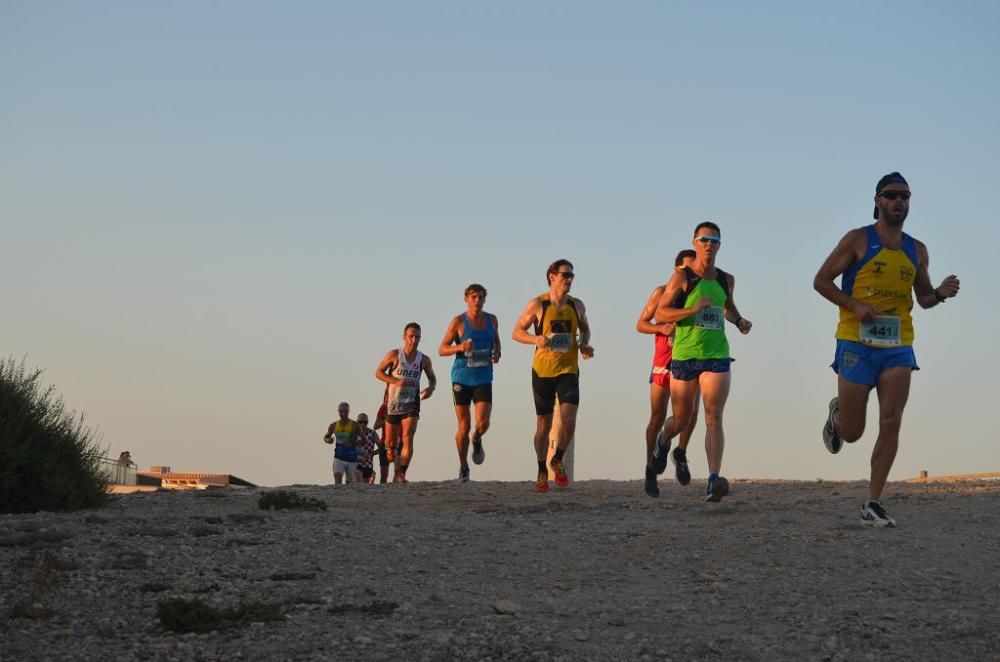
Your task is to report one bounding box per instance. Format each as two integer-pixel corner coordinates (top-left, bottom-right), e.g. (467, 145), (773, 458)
(814, 172), (960, 528)
(323, 401), (362, 484)
(438, 283), (502, 482)
(512, 259), (595, 493)
(648, 222), (753, 502)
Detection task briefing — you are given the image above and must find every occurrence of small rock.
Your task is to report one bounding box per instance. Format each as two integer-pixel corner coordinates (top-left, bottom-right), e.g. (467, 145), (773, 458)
(354, 635), (373, 645)
(571, 629), (588, 641)
(492, 599), (518, 615)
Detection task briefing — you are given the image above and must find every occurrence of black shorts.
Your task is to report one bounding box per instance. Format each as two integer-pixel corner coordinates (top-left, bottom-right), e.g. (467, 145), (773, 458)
(452, 382), (493, 407)
(531, 370), (580, 416)
(359, 466), (374, 480)
(670, 358), (732, 381)
(386, 411), (419, 425)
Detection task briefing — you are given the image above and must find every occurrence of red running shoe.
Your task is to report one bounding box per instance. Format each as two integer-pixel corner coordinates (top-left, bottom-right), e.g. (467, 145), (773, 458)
(551, 459), (569, 488)
(535, 473), (549, 493)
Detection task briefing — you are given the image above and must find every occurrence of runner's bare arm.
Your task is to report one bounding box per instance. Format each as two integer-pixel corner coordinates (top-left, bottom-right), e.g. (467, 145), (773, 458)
(420, 355), (437, 400)
(653, 271), (707, 323)
(814, 228), (880, 321)
(491, 314), (502, 363)
(912, 240), (960, 308)
(636, 285), (676, 335)
(324, 422), (335, 444)
(512, 298), (547, 349)
(438, 315), (469, 357)
(723, 274), (752, 334)
(374, 350), (403, 387)
(576, 299), (594, 359)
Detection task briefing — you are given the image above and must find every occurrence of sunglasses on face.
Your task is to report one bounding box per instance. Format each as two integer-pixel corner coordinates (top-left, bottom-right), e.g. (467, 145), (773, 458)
(696, 235), (721, 244)
(556, 271), (575, 280)
(879, 191), (911, 200)
(358, 420), (368, 425)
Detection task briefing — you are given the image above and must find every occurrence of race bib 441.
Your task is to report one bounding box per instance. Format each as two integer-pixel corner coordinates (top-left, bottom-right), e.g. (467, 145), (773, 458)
(859, 316), (901, 347)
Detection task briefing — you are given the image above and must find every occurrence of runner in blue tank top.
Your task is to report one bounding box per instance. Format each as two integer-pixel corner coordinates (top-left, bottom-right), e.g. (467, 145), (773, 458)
(438, 284), (502, 482)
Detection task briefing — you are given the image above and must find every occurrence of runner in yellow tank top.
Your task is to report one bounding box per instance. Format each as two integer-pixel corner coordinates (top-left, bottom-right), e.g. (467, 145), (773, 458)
(814, 172), (960, 528)
(512, 259), (595, 493)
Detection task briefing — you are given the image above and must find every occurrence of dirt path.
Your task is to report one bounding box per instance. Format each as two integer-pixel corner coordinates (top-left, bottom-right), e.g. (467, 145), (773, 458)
(2, 479), (998, 660)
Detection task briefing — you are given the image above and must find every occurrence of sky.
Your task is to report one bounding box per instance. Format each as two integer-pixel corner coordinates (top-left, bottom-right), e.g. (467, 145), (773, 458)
(3, 2), (998, 487)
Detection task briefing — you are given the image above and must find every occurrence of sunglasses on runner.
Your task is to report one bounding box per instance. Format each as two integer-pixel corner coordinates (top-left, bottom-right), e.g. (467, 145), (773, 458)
(358, 420), (368, 425)
(879, 191), (911, 200)
(556, 271), (575, 280)
(695, 235), (721, 244)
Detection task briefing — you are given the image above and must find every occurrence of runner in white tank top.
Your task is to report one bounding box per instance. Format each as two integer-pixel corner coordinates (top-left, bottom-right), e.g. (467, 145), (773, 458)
(386, 347), (424, 418)
(375, 323), (437, 484)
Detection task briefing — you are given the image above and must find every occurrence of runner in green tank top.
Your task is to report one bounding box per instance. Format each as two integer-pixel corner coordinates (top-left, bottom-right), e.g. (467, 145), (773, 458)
(647, 222), (752, 502)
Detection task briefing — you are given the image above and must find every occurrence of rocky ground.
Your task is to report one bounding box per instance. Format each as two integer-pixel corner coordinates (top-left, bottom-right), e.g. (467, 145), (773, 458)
(2, 479), (999, 661)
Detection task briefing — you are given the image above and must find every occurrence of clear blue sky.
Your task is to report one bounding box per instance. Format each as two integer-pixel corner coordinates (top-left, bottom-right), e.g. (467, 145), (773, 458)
(3, 2), (997, 486)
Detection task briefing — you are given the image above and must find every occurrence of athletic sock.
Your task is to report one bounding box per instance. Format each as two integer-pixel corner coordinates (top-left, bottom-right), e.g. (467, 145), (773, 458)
(553, 448), (566, 462)
(537, 460), (547, 475)
(708, 472), (719, 482)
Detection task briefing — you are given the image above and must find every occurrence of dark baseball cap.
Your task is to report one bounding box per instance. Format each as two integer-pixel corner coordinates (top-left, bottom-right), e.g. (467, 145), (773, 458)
(874, 172), (909, 219)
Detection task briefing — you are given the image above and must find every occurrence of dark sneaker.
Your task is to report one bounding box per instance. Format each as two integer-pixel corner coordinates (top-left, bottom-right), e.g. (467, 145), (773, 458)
(861, 500), (897, 528)
(551, 459), (569, 488)
(704, 476), (730, 502)
(672, 447), (691, 486)
(458, 466), (470, 482)
(644, 466), (660, 498)
(471, 434), (485, 465)
(650, 431), (671, 475)
(823, 397), (842, 454)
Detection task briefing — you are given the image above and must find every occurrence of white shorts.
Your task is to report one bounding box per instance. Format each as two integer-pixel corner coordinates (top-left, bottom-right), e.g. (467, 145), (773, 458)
(332, 458), (358, 481)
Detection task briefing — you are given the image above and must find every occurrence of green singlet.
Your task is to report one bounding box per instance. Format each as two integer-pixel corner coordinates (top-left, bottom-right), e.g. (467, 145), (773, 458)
(671, 268), (730, 361)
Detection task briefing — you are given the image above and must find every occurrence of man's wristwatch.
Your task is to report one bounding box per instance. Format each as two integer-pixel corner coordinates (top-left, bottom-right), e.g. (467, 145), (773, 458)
(934, 288), (946, 303)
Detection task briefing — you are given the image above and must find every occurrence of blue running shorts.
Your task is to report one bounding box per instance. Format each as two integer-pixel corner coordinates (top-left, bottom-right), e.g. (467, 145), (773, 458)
(831, 340), (919, 387)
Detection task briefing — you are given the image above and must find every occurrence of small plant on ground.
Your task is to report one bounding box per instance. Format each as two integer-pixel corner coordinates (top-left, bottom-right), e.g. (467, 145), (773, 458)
(0, 358), (109, 513)
(157, 597), (284, 633)
(328, 600), (399, 617)
(257, 490), (327, 511)
(8, 550), (69, 620)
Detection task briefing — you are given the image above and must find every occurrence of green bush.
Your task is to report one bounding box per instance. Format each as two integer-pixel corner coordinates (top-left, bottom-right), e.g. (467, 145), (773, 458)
(257, 490), (327, 511)
(0, 358), (109, 513)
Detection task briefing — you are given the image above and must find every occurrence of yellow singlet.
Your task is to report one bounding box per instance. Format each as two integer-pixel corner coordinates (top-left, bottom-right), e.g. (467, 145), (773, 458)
(836, 225), (918, 347)
(532, 294), (580, 377)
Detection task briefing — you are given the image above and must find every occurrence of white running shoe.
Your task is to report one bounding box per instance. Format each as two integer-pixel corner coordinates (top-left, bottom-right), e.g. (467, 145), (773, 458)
(861, 500), (897, 528)
(823, 397), (842, 454)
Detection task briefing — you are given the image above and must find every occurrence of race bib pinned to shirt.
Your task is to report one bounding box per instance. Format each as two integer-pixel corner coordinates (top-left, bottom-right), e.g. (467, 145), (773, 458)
(465, 347), (493, 368)
(547, 333), (573, 353)
(859, 316), (901, 347)
(694, 306), (724, 331)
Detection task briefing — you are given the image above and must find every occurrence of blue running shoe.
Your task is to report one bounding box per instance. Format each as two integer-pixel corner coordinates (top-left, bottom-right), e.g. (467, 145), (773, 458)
(651, 431), (671, 475)
(471, 433), (485, 465)
(672, 447), (691, 486)
(704, 475), (729, 503)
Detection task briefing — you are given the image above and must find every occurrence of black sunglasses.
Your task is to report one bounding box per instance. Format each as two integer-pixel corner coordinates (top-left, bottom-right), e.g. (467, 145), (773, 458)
(556, 271), (575, 280)
(879, 191), (911, 200)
